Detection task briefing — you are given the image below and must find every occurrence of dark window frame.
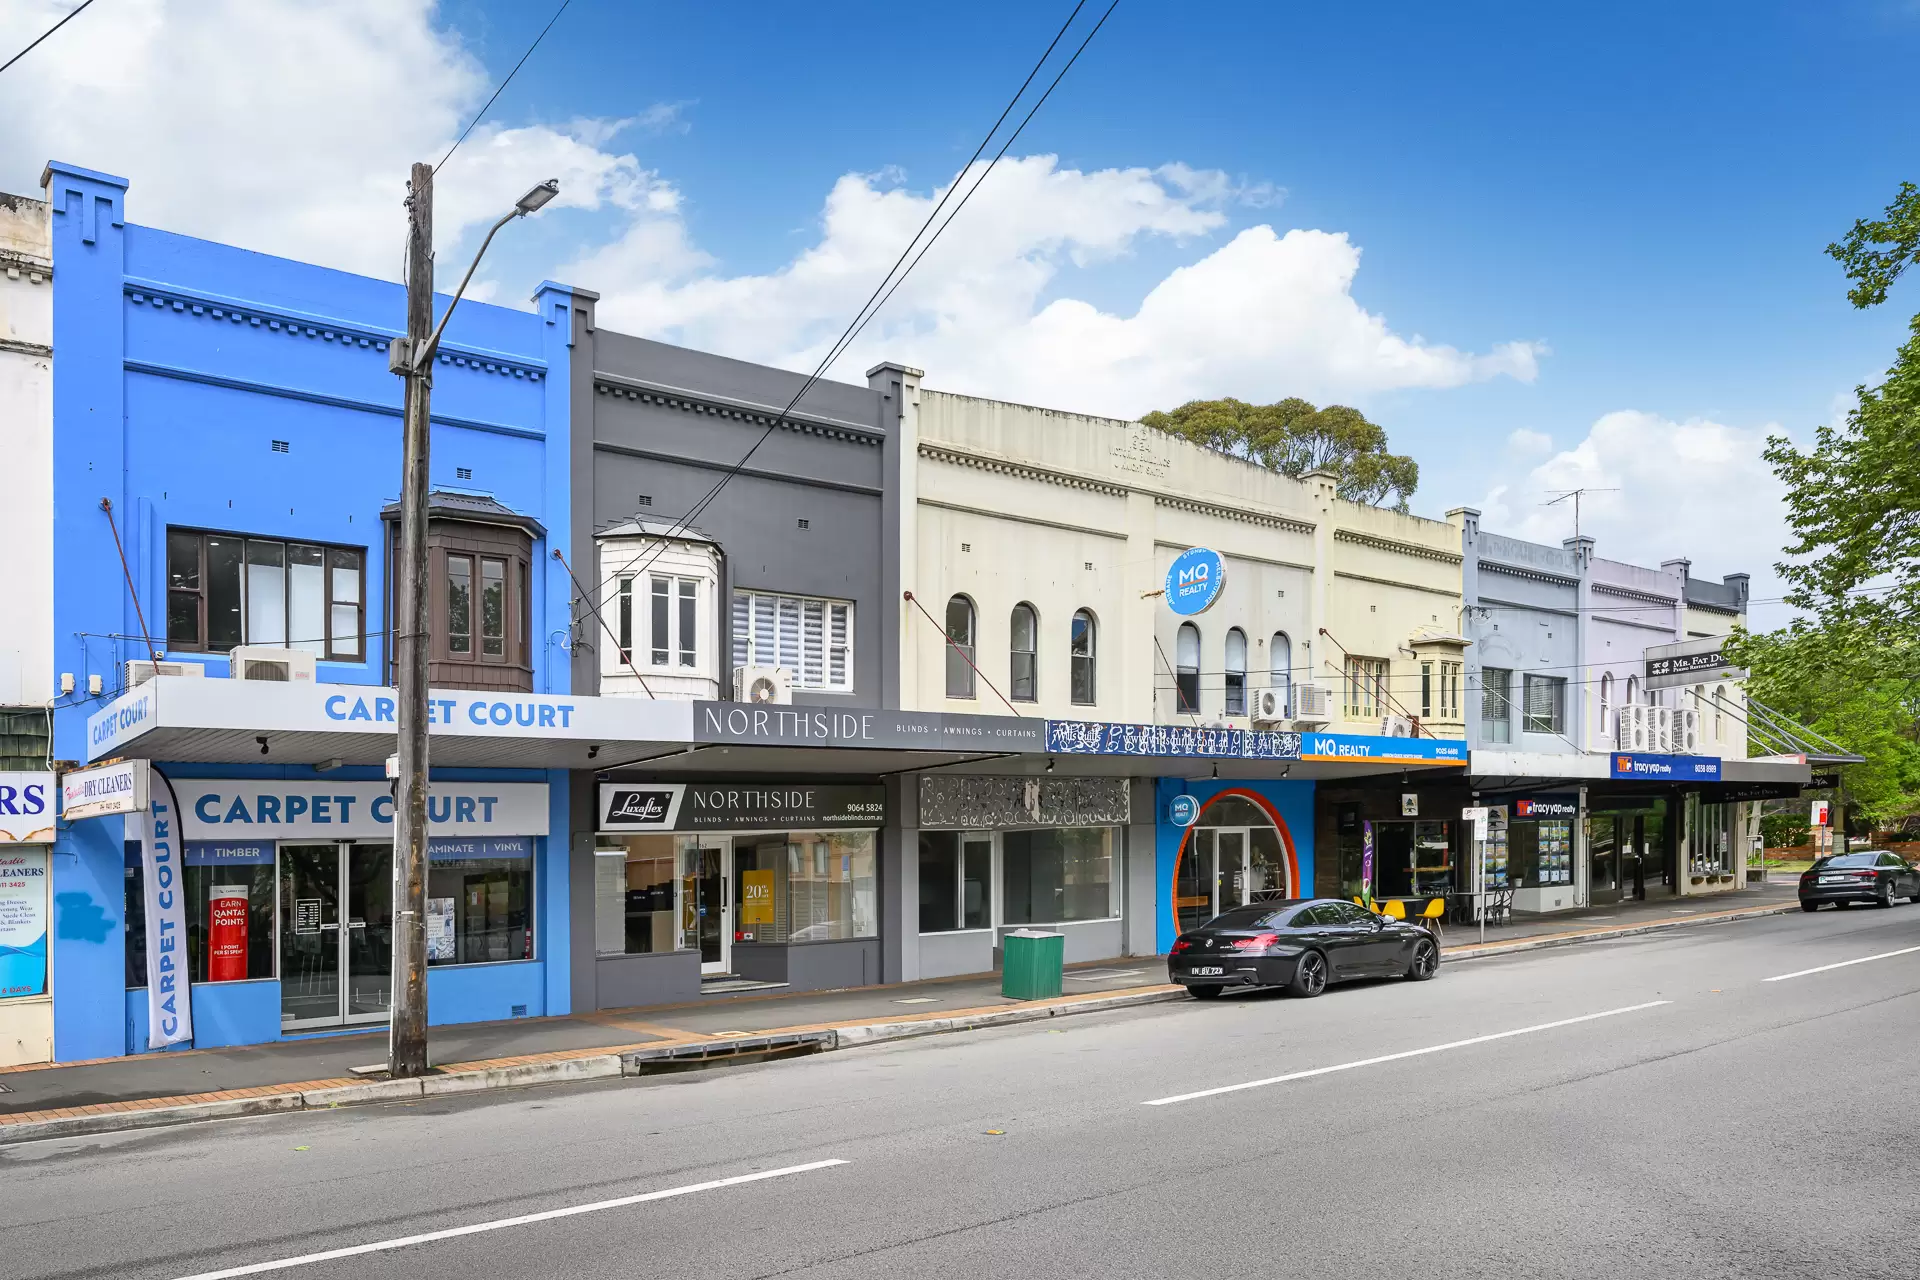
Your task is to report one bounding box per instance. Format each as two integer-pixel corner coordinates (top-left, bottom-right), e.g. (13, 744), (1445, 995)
(165, 526), (366, 662)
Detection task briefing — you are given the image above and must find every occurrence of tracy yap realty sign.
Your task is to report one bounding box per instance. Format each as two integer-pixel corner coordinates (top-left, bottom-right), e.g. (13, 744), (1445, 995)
(598, 783), (887, 832)
(1610, 753), (1722, 781)
(1511, 794), (1580, 820)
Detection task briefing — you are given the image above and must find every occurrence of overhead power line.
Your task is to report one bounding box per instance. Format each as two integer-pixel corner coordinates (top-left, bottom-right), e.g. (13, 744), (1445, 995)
(0, 0), (97, 77)
(437, 0), (572, 174)
(590, 0), (1117, 619)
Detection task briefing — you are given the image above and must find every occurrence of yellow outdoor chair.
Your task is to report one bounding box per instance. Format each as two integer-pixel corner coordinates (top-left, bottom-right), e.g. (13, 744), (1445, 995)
(1380, 898), (1407, 920)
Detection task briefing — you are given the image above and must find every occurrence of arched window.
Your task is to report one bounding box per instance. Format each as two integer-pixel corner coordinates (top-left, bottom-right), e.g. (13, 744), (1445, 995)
(945, 595), (975, 698)
(1070, 609), (1096, 705)
(1713, 683), (1726, 739)
(1270, 631), (1292, 717)
(1009, 603), (1038, 702)
(1599, 672), (1613, 747)
(1175, 622), (1201, 714)
(1224, 628), (1248, 716)
(1626, 674), (1638, 708)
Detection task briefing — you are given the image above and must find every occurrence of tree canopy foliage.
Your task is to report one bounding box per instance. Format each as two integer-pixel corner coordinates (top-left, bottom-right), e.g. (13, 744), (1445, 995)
(1725, 181), (1920, 822)
(1140, 397), (1419, 511)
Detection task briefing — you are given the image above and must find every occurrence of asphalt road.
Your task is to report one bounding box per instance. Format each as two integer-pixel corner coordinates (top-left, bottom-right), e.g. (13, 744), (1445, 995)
(5, 905), (1918, 1280)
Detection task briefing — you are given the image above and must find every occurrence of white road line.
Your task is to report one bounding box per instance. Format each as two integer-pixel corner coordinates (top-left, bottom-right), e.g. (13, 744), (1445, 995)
(1763, 945), (1920, 983)
(172, 1160), (850, 1279)
(1140, 1001), (1672, 1106)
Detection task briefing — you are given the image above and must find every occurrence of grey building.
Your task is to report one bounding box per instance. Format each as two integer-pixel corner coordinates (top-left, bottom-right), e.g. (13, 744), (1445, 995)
(556, 299), (981, 1011)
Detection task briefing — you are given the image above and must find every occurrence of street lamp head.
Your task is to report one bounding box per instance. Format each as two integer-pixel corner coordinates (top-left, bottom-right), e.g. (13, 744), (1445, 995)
(516, 179), (560, 215)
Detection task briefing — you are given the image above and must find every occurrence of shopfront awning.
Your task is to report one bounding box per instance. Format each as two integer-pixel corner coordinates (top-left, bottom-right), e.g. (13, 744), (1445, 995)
(83, 677), (1476, 780)
(1470, 748), (1811, 792)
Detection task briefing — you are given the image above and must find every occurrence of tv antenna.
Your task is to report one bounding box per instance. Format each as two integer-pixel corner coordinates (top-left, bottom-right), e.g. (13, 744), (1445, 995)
(1542, 487), (1618, 540)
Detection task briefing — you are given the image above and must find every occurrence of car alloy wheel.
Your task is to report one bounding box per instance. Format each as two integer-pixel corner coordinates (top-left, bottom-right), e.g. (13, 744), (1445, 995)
(1289, 950), (1328, 998)
(1408, 938), (1439, 981)
(1880, 883), (1896, 908)
(1801, 899), (1819, 912)
(1187, 984), (1222, 1001)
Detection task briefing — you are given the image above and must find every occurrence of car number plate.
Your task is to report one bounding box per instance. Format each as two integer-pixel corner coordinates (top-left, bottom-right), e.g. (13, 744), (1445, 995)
(1819, 875), (1845, 883)
(1192, 966), (1223, 976)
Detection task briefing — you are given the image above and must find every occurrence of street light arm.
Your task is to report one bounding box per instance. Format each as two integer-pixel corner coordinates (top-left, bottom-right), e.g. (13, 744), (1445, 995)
(412, 207), (520, 373)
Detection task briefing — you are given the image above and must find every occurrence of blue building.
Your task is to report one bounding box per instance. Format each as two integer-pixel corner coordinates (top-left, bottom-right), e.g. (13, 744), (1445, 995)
(42, 161), (591, 1059)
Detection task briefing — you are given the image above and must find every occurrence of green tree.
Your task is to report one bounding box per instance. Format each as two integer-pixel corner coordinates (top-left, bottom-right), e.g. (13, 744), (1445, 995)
(1764, 181), (1920, 624)
(1725, 180), (1920, 823)
(1140, 397), (1420, 511)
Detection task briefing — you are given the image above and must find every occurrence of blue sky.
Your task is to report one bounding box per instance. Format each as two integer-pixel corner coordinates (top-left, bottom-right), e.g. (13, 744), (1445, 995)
(6, 0), (1917, 615)
(452, 0), (1920, 598)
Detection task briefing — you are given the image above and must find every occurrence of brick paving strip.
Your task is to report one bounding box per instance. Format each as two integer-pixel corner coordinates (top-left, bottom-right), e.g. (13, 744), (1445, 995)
(0, 899), (1793, 1146)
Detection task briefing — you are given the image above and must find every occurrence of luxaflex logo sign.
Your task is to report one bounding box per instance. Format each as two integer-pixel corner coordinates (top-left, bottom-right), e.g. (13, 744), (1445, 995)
(600, 784), (684, 829)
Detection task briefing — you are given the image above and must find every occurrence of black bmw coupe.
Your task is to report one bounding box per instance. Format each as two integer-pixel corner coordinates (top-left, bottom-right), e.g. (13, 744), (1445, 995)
(1168, 898), (1440, 999)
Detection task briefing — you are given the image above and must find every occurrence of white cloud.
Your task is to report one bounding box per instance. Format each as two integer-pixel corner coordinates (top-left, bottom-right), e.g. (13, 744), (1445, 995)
(574, 157), (1541, 418)
(0, 0), (1537, 419)
(0, 0), (668, 284)
(1507, 427), (1553, 455)
(1476, 410), (1793, 606)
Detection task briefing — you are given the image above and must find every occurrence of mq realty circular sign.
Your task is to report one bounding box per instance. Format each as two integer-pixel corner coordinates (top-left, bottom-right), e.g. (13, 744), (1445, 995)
(1164, 547), (1225, 616)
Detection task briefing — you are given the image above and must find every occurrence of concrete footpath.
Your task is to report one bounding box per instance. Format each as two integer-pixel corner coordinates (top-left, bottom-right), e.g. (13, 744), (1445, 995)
(0, 885), (1798, 1145)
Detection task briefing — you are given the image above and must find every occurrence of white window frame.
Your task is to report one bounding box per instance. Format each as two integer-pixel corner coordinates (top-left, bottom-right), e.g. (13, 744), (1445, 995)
(732, 589), (855, 692)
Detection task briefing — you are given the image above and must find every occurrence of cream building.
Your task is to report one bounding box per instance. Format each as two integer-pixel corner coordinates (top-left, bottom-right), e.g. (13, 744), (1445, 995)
(892, 374), (1466, 738)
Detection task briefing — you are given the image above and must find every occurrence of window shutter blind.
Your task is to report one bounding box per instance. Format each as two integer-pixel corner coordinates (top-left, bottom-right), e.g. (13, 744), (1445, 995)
(731, 592), (749, 668)
(828, 603), (850, 687)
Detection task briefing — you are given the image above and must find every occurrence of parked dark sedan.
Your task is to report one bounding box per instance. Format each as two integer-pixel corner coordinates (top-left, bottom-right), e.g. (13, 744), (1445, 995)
(1167, 898), (1439, 999)
(1800, 851), (1920, 910)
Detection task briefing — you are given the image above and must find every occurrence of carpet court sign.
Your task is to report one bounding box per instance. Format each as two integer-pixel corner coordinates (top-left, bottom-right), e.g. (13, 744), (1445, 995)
(1165, 547), (1226, 616)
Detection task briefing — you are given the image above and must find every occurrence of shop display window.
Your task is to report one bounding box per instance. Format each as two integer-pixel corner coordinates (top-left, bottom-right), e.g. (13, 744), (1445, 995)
(1003, 827), (1117, 925)
(124, 843), (275, 984)
(595, 835), (679, 956)
(426, 845), (532, 965)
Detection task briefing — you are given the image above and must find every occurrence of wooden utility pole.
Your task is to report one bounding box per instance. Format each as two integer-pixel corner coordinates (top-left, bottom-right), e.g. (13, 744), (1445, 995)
(389, 161), (435, 1077)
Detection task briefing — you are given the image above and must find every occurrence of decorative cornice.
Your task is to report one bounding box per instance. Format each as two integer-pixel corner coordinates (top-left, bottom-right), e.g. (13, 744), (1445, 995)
(1335, 527), (1464, 566)
(919, 442), (1129, 495)
(1686, 600), (1741, 617)
(1480, 560), (1578, 588)
(1591, 582), (1677, 607)
(121, 280), (546, 381)
(1, 251), (51, 283)
(1154, 492), (1315, 534)
(600, 379), (881, 446)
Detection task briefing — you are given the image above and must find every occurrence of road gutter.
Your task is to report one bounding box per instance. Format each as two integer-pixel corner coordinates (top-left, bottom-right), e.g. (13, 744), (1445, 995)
(0, 902), (1796, 1146)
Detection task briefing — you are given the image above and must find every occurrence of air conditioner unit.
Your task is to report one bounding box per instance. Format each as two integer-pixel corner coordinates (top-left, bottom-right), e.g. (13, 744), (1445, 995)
(733, 665), (792, 705)
(1617, 704), (1653, 752)
(1251, 686), (1289, 728)
(1289, 683), (1332, 728)
(1652, 705), (1676, 754)
(229, 646), (318, 684)
(1380, 714), (1413, 738)
(1678, 707), (1700, 754)
(126, 659), (207, 689)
